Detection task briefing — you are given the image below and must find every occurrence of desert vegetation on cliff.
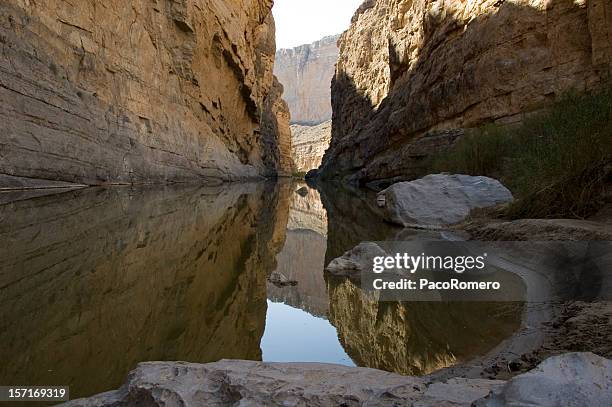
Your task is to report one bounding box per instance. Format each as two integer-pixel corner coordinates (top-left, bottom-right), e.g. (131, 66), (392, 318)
(430, 87), (612, 219)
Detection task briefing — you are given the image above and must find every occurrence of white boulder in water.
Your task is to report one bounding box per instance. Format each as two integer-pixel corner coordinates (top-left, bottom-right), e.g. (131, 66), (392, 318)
(378, 174), (513, 228)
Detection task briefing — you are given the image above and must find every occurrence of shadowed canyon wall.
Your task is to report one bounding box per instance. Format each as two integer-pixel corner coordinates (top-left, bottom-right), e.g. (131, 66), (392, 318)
(320, 0), (612, 184)
(0, 0), (292, 186)
(0, 183), (291, 399)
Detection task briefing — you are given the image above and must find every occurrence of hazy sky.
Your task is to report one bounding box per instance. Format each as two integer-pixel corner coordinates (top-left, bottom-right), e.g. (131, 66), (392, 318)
(273, 0), (364, 50)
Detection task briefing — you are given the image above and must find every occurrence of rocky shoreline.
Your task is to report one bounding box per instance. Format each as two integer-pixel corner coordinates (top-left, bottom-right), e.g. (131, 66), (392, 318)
(63, 353), (611, 406)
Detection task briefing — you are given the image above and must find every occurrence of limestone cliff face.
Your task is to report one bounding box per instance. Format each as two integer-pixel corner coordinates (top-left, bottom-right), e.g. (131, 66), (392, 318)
(320, 0), (612, 184)
(274, 35), (340, 125)
(262, 77), (295, 176)
(0, 0), (292, 186)
(291, 121), (332, 172)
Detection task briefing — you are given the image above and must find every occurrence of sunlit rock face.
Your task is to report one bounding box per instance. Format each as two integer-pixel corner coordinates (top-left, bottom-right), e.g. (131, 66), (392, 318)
(262, 77), (296, 177)
(320, 0), (612, 183)
(327, 279), (523, 376)
(274, 35), (338, 173)
(291, 121), (332, 173)
(268, 186), (329, 317)
(274, 35), (340, 125)
(0, 183), (291, 399)
(0, 0), (292, 186)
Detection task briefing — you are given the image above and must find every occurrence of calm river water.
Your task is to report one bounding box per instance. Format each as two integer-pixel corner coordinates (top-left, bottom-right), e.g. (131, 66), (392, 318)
(0, 181), (522, 399)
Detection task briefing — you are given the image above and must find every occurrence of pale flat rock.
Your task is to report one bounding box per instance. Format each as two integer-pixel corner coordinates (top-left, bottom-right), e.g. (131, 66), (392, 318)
(0, 174), (86, 190)
(325, 242), (386, 278)
(62, 360), (503, 407)
(475, 352), (612, 406)
(63, 354), (610, 406)
(378, 174), (513, 228)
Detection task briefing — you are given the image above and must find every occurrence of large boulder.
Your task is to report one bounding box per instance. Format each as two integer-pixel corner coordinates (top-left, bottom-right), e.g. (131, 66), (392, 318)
(61, 360), (501, 407)
(475, 352), (612, 406)
(377, 174), (513, 228)
(61, 354), (611, 406)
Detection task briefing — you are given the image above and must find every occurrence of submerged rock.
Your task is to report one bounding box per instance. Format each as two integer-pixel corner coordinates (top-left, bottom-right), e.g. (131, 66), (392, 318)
(378, 174), (513, 228)
(267, 271), (298, 288)
(475, 353), (612, 407)
(295, 186), (309, 197)
(62, 353), (610, 406)
(325, 242), (386, 278)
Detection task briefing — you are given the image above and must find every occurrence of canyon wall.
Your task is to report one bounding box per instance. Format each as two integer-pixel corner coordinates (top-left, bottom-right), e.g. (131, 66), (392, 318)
(274, 35), (340, 125)
(261, 78), (295, 176)
(291, 121), (332, 172)
(274, 35), (339, 173)
(0, 0), (292, 187)
(319, 0), (612, 184)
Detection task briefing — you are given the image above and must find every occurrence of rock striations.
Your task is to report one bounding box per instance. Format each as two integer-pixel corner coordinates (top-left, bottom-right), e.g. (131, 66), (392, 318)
(319, 0), (612, 184)
(290, 120), (332, 172)
(0, 0), (293, 187)
(274, 35), (340, 125)
(275, 36), (339, 173)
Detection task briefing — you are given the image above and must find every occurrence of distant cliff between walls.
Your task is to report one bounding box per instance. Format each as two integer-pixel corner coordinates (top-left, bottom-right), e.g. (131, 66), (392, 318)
(0, 0), (293, 187)
(274, 35), (340, 125)
(291, 121), (332, 173)
(319, 0), (612, 184)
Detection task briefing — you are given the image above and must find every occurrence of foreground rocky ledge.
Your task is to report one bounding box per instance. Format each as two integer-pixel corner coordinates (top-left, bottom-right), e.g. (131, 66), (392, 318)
(63, 353), (611, 406)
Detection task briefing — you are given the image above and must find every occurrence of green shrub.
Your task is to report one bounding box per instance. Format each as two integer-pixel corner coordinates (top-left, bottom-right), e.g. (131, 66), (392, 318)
(429, 87), (612, 219)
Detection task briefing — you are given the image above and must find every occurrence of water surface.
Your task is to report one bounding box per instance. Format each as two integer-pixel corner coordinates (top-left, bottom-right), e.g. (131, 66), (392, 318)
(0, 181), (522, 399)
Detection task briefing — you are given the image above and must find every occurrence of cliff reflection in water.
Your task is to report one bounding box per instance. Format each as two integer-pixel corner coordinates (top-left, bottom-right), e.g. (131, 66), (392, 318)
(0, 183), (291, 399)
(269, 182), (523, 376)
(0, 180), (523, 399)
